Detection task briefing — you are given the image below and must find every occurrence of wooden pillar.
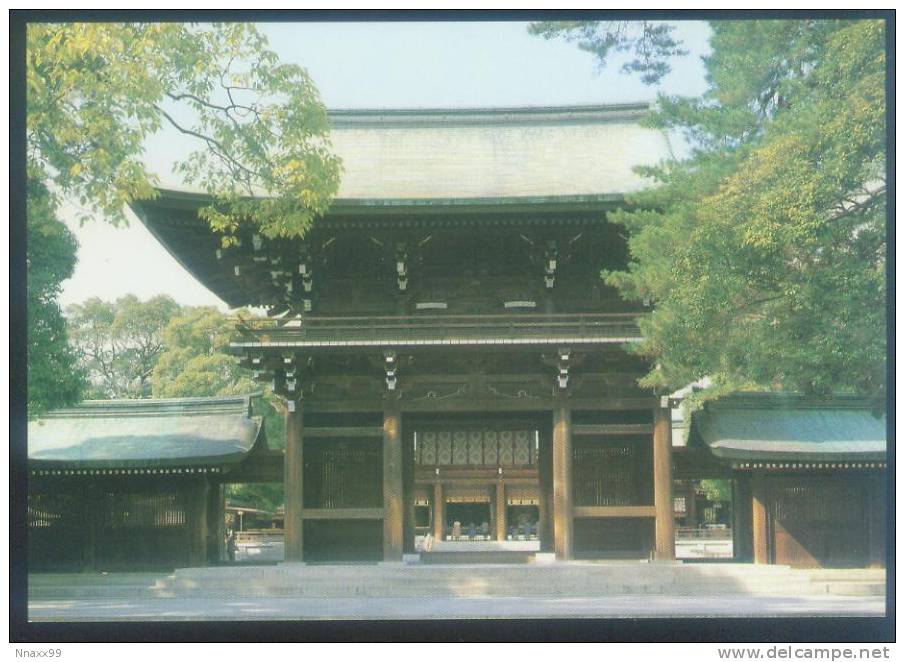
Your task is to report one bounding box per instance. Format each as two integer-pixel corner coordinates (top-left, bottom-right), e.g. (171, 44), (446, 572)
(867, 471), (887, 568)
(495, 483), (507, 541)
(432, 482), (444, 541)
(653, 403), (676, 560)
(751, 474), (769, 564)
(539, 427), (554, 552)
(208, 483), (226, 563)
(383, 404), (404, 560)
(284, 399), (304, 562)
(732, 474), (754, 562)
(82, 487), (97, 573)
(552, 403), (573, 560)
(186, 478), (210, 567)
(686, 482), (698, 528)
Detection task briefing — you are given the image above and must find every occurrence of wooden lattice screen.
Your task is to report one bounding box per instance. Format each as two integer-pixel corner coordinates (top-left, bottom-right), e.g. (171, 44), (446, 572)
(768, 477), (868, 567)
(304, 440), (382, 509)
(572, 436), (653, 507)
(101, 491), (186, 528)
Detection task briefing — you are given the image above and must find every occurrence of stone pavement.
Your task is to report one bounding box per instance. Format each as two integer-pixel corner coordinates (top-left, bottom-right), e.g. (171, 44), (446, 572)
(27, 563), (886, 621)
(29, 593), (885, 621)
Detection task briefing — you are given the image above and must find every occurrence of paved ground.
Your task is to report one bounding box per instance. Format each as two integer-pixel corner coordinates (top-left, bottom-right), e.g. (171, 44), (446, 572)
(28, 594), (885, 621)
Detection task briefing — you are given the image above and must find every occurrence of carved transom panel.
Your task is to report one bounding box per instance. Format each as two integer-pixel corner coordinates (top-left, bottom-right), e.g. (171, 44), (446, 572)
(416, 429), (536, 467)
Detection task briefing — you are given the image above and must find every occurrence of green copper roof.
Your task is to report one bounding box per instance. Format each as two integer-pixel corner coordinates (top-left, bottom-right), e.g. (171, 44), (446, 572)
(28, 395), (265, 469)
(693, 393), (886, 462)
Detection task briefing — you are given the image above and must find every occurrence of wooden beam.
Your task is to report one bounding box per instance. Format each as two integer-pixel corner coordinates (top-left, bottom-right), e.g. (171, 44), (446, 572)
(432, 482), (444, 540)
(573, 505), (657, 518)
(284, 401), (304, 562)
(653, 405), (675, 560)
(552, 403), (573, 560)
(304, 426), (384, 438)
(303, 396), (660, 414)
(573, 423), (653, 436)
(302, 508), (384, 520)
(495, 483), (507, 541)
(752, 475), (769, 564)
(383, 404), (404, 560)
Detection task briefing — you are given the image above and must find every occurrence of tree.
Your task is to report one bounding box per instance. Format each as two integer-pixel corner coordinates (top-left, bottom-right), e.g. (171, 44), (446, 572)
(26, 173), (85, 415)
(152, 306), (285, 511)
(67, 295), (181, 398)
(528, 21), (687, 84)
(27, 22), (341, 242)
(699, 479), (731, 504)
(533, 20), (887, 406)
(26, 22), (342, 413)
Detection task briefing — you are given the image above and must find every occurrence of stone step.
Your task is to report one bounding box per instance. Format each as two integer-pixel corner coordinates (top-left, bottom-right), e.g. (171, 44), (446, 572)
(149, 564), (818, 598)
(420, 551), (536, 564)
(806, 568), (886, 582)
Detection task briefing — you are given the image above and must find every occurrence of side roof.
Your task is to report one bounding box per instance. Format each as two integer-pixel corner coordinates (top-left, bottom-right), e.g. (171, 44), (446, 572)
(28, 394), (266, 470)
(690, 393), (887, 462)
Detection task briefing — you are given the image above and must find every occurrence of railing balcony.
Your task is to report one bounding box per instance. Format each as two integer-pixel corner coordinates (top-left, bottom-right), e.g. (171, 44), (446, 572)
(231, 312), (645, 348)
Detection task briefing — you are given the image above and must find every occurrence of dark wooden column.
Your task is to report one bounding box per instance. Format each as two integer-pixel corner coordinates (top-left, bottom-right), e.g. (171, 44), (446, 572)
(186, 478), (210, 567)
(653, 403), (676, 560)
(732, 474), (754, 562)
(82, 487), (98, 573)
(208, 483), (226, 563)
(495, 483), (507, 541)
(284, 399), (304, 562)
(552, 403), (573, 560)
(383, 404), (404, 560)
(867, 471), (887, 568)
(686, 482), (698, 528)
(432, 482), (444, 540)
(539, 426), (554, 552)
(751, 474), (769, 564)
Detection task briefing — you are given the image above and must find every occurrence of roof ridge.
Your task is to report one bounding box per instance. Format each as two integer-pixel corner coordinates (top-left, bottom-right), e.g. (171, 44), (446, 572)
(327, 102), (650, 114)
(708, 392), (881, 410)
(36, 393), (262, 419)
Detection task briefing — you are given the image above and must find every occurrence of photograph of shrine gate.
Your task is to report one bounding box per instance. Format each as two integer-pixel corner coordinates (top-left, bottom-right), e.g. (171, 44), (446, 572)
(20, 16), (889, 626)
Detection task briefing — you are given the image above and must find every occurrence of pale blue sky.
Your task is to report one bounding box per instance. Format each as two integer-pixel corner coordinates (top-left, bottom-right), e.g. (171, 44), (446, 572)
(60, 20), (712, 310)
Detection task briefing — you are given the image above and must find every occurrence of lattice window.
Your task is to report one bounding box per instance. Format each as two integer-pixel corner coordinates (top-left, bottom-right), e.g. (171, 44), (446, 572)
(771, 481), (858, 524)
(27, 492), (82, 529)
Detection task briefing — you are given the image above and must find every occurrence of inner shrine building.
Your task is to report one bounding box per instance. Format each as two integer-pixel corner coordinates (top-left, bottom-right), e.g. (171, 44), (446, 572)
(134, 103), (683, 562)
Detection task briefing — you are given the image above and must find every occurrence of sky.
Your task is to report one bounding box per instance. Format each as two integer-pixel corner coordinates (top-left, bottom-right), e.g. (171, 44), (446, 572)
(58, 20), (712, 311)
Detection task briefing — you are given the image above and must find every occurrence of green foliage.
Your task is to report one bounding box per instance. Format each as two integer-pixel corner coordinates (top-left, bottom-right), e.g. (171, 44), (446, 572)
(151, 305), (285, 446)
(66, 295), (181, 398)
(27, 22), (341, 241)
(528, 21), (687, 84)
(699, 479), (731, 503)
(151, 306), (285, 510)
(539, 20), (887, 404)
(27, 175), (85, 415)
(226, 483), (284, 515)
